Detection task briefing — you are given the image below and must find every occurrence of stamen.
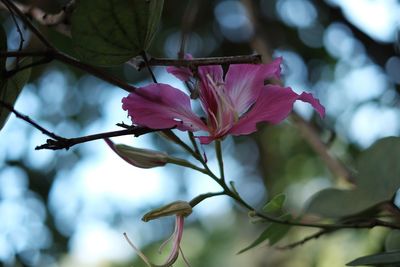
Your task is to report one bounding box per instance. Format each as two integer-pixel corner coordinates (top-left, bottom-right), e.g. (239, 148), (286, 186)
(123, 232), (152, 267)
(180, 246), (192, 267)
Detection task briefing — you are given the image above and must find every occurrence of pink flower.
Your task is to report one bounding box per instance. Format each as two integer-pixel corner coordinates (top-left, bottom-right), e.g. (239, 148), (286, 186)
(122, 58), (325, 144)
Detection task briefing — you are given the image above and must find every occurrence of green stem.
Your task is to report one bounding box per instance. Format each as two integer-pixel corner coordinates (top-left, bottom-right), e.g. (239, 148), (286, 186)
(215, 140), (225, 182)
(167, 156), (208, 175)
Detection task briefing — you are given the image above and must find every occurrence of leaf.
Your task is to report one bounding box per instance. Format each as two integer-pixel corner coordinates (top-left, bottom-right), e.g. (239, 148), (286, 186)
(306, 137), (400, 218)
(346, 250), (400, 266)
(238, 214), (291, 254)
(0, 57), (32, 130)
(71, 0), (164, 66)
(356, 137), (400, 200)
(385, 230), (400, 252)
(306, 188), (379, 218)
(263, 193), (286, 214)
(0, 25), (7, 71)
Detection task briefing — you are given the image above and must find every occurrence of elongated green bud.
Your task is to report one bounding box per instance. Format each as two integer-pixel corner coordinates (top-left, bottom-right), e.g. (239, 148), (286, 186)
(105, 138), (169, 169)
(142, 201), (192, 222)
(114, 144), (169, 169)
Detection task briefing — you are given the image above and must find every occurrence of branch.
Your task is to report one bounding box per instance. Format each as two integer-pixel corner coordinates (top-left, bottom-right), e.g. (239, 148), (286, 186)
(35, 127), (163, 150)
(0, 100), (164, 150)
(277, 229), (330, 250)
(0, 50), (137, 93)
(146, 54), (262, 68)
(1, 0), (54, 48)
(0, 100), (64, 141)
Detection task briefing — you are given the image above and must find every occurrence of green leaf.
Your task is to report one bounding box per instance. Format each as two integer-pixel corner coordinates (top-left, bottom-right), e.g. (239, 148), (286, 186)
(346, 250), (400, 266)
(263, 193), (286, 214)
(0, 57), (32, 130)
(385, 230), (400, 251)
(0, 25), (7, 71)
(306, 188), (379, 218)
(71, 0), (164, 66)
(306, 137), (400, 218)
(238, 214), (291, 254)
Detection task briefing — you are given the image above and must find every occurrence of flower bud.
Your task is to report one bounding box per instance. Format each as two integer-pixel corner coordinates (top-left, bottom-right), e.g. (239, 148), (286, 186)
(115, 144), (169, 169)
(104, 138), (168, 169)
(142, 201), (192, 222)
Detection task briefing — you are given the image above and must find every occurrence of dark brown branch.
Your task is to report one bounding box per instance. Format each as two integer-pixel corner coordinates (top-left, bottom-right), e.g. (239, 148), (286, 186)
(147, 54), (262, 67)
(35, 127), (163, 150)
(0, 50), (137, 93)
(0, 100), (64, 141)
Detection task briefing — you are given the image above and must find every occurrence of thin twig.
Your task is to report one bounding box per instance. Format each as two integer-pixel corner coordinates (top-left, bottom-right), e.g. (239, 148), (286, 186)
(0, 100), (64, 141)
(35, 127), (163, 150)
(1, 0), (54, 48)
(277, 229), (331, 250)
(2, 0), (24, 51)
(5, 57), (53, 78)
(141, 51), (157, 83)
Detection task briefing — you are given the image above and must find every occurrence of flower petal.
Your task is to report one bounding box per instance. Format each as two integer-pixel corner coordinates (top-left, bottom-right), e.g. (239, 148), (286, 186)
(166, 66), (193, 82)
(224, 57), (283, 115)
(166, 54), (194, 82)
(197, 65), (235, 137)
(122, 84), (205, 131)
(230, 85), (324, 135)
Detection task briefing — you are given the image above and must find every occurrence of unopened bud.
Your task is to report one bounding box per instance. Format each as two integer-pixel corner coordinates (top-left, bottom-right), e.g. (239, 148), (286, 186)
(142, 201), (192, 222)
(115, 144), (168, 169)
(104, 138), (168, 169)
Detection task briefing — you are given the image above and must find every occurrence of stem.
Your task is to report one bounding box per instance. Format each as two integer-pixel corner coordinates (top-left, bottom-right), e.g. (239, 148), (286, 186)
(141, 51), (157, 83)
(215, 140), (225, 182)
(0, 100), (64, 141)
(189, 191), (225, 207)
(188, 132), (201, 157)
(1, 0), (54, 48)
(147, 55), (262, 67)
(35, 127), (163, 150)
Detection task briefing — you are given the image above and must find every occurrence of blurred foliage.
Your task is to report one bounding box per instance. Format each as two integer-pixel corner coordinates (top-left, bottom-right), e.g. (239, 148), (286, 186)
(0, 0), (399, 266)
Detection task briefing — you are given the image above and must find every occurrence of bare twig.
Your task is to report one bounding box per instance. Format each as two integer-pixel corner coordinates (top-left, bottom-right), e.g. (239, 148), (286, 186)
(1, 0), (54, 48)
(35, 127), (163, 150)
(0, 100), (64, 141)
(277, 229), (331, 250)
(1, 0), (24, 51)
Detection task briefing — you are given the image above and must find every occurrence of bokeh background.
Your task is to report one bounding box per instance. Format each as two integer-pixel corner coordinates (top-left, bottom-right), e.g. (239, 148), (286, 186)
(0, 0), (399, 266)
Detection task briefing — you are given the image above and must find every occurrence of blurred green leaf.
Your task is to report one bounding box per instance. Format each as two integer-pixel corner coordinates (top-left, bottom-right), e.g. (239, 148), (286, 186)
(0, 25), (6, 71)
(71, 0), (164, 66)
(238, 214), (291, 254)
(263, 193), (286, 214)
(386, 230), (400, 251)
(346, 250), (400, 266)
(306, 137), (400, 218)
(0, 57), (32, 130)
